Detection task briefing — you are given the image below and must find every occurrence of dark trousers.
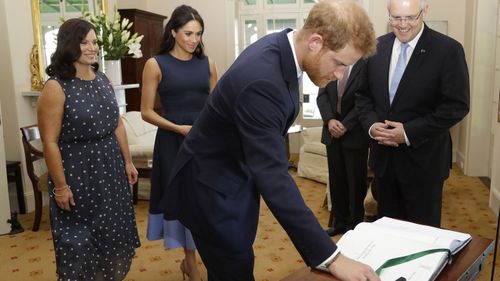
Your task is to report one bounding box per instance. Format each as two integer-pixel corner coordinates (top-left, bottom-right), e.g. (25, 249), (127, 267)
(326, 141), (368, 229)
(375, 157), (444, 227)
(192, 233), (255, 281)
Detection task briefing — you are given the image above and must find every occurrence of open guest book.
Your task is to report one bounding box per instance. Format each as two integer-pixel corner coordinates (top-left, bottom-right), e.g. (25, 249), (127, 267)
(336, 217), (472, 281)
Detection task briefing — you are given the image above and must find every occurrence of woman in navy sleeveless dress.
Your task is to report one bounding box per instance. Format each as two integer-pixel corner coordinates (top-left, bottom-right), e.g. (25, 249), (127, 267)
(140, 5), (217, 281)
(37, 19), (140, 280)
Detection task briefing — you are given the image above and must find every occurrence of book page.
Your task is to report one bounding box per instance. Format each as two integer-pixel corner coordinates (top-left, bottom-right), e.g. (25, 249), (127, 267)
(337, 224), (450, 281)
(353, 222), (453, 250)
(373, 217), (471, 254)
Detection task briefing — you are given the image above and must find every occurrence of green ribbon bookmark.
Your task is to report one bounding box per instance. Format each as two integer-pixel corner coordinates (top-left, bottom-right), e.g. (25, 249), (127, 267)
(375, 248), (452, 275)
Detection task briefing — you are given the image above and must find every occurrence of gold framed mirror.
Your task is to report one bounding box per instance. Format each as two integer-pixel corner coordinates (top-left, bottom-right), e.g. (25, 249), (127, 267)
(29, 0), (108, 91)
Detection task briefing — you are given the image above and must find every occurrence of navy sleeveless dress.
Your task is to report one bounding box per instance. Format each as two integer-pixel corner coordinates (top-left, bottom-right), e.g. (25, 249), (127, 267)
(146, 53), (210, 250)
(48, 71), (140, 280)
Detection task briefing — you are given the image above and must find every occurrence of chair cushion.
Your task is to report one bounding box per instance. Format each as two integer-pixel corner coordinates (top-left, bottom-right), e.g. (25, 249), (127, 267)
(121, 111), (156, 169)
(297, 127), (328, 184)
(121, 111), (157, 145)
(301, 126), (322, 144)
(130, 144), (154, 168)
(302, 142), (326, 157)
(130, 144), (154, 158)
(297, 148), (328, 184)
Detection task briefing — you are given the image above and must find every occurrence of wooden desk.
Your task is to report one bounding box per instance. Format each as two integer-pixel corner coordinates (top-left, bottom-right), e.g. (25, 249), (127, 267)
(281, 235), (494, 281)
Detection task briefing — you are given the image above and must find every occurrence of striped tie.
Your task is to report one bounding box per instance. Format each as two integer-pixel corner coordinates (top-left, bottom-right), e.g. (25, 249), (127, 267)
(336, 67), (350, 114)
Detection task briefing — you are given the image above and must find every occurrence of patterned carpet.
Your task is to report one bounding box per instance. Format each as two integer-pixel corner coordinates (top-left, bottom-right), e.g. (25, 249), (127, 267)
(0, 166), (498, 281)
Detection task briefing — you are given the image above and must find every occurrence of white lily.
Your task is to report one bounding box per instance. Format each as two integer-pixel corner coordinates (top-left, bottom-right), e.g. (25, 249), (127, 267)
(127, 42), (143, 58)
(132, 50), (143, 59)
(121, 18), (129, 29)
(135, 35), (144, 43)
(82, 9), (143, 60)
(121, 30), (130, 43)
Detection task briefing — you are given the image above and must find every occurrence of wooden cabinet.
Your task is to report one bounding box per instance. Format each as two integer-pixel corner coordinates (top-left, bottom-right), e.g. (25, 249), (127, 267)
(118, 9), (167, 112)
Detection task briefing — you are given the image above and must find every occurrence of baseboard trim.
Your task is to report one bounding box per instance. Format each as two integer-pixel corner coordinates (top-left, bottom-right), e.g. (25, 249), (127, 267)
(455, 150), (466, 172)
(489, 187), (500, 216)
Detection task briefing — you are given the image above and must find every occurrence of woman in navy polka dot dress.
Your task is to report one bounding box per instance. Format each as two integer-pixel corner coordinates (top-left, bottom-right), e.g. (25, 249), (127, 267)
(37, 19), (141, 281)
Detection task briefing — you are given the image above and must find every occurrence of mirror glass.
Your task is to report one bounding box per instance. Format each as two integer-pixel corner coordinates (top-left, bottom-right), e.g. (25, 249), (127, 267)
(30, 0), (107, 90)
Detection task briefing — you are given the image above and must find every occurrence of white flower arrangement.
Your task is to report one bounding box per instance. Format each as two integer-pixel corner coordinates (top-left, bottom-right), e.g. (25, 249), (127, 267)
(84, 10), (144, 60)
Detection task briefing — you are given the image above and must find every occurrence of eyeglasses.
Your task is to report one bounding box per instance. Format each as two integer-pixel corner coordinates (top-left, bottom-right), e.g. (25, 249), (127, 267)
(388, 9), (423, 25)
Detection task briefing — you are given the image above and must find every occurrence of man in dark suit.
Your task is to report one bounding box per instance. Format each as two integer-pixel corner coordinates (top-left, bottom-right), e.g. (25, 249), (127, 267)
(317, 59), (369, 237)
(161, 1), (381, 281)
(356, 0), (470, 227)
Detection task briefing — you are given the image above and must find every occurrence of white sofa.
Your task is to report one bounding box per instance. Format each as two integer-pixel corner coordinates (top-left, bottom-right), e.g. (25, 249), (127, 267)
(296, 126), (331, 211)
(296, 126), (377, 219)
(121, 111), (157, 168)
(297, 127), (328, 184)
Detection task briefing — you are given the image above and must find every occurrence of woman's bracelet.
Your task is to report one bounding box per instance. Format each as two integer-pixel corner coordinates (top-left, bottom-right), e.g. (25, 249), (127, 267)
(52, 185), (71, 197)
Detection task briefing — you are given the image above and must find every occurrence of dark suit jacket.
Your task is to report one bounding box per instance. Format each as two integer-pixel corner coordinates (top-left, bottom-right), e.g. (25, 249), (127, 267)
(317, 59), (368, 149)
(356, 24), (470, 183)
(162, 29), (336, 267)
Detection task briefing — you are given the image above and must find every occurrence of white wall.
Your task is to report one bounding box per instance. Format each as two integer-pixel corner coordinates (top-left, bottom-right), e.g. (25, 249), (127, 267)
(459, 0), (475, 174)
(0, 0), (33, 161)
(489, 0), (500, 216)
(0, 104), (10, 234)
(114, 0), (145, 11)
(364, 0), (467, 39)
(0, 0), (38, 212)
(424, 1), (468, 167)
(0, 0), (13, 234)
(462, 0), (497, 177)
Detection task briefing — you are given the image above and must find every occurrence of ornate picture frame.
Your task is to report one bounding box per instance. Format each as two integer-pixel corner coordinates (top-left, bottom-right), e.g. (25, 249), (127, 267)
(29, 0), (108, 91)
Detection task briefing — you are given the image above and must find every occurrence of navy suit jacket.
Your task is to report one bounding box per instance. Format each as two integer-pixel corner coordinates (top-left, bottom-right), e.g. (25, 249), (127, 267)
(162, 29), (336, 267)
(317, 59), (368, 149)
(356, 25), (470, 183)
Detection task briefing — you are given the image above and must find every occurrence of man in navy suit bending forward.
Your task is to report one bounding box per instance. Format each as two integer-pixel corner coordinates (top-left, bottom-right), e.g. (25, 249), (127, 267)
(162, 1), (379, 280)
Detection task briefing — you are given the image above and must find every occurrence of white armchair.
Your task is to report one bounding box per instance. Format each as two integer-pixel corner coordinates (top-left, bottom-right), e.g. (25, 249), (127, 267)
(121, 111), (157, 168)
(121, 111), (157, 203)
(297, 127), (331, 211)
(296, 126), (377, 221)
(297, 127), (328, 184)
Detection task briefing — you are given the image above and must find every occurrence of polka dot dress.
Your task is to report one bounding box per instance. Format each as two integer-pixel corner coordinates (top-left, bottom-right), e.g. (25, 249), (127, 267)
(47, 72), (141, 281)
